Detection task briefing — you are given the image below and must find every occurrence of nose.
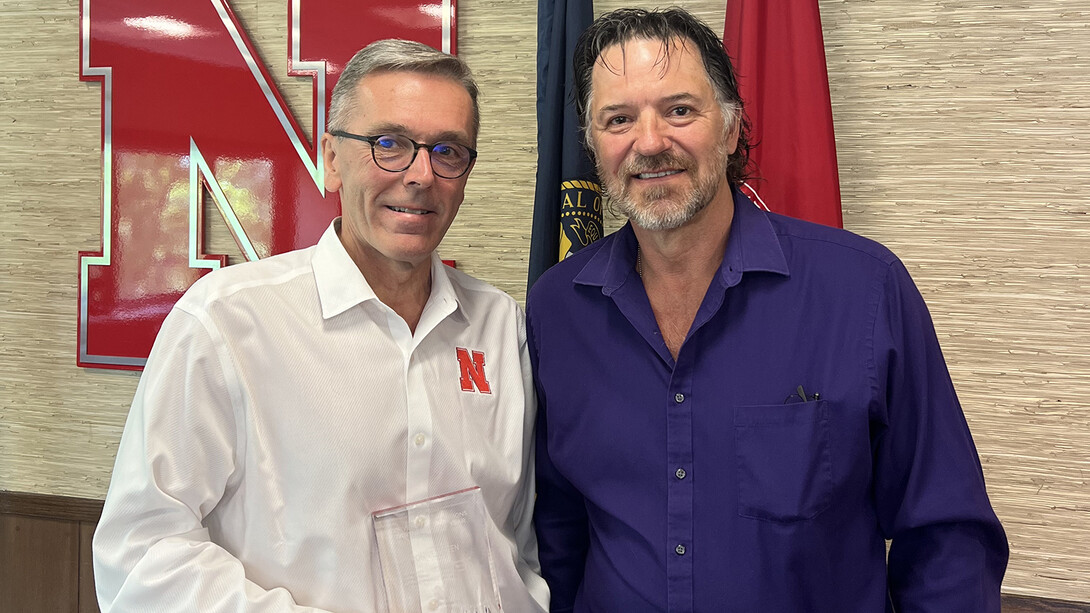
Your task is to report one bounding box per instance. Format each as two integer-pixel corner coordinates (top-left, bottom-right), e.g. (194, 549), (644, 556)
(632, 112), (671, 157)
(402, 145), (436, 187)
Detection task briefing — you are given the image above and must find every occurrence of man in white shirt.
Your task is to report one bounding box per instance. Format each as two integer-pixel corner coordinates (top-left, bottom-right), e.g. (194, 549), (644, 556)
(93, 39), (549, 613)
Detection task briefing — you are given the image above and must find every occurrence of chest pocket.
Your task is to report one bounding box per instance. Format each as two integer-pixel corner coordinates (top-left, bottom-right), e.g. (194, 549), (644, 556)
(734, 400), (832, 522)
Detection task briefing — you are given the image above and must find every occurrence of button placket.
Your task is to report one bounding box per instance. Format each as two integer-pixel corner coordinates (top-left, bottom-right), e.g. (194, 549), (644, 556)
(665, 362), (695, 611)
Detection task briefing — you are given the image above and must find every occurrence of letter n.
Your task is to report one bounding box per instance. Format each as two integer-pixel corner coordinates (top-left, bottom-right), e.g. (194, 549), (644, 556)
(456, 348), (492, 394)
(77, 0), (453, 369)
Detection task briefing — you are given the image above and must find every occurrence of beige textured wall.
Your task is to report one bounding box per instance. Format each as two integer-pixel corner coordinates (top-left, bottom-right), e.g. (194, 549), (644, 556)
(1, 0), (1087, 602)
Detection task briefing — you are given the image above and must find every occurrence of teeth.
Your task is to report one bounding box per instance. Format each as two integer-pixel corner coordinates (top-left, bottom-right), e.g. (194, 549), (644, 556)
(390, 206), (428, 215)
(637, 170), (680, 179)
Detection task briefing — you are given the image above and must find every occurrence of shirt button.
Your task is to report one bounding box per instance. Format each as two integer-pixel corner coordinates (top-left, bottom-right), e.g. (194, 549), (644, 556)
(674, 393), (685, 404)
(675, 467), (686, 480)
(415, 516), (426, 528)
(428, 598), (440, 611)
(675, 544), (686, 555)
(414, 433), (426, 447)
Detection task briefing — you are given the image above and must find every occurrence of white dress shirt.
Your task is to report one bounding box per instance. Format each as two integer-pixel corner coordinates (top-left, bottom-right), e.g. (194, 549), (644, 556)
(93, 220), (548, 613)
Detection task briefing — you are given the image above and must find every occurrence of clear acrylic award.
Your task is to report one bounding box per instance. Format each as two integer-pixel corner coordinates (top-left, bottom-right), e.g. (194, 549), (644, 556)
(372, 487), (502, 613)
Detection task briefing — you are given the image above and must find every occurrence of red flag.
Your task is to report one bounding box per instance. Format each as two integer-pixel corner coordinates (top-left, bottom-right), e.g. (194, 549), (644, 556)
(724, 0), (843, 227)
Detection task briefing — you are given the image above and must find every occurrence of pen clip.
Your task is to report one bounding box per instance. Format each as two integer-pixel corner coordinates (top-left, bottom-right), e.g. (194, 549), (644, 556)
(784, 384), (821, 404)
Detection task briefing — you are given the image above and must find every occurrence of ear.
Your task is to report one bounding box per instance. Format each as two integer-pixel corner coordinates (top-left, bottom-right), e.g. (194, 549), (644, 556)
(321, 132), (343, 192)
(725, 120), (741, 156)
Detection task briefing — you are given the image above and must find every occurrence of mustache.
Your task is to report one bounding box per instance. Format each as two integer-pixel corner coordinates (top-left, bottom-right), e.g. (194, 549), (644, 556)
(621, 151), (694, 176)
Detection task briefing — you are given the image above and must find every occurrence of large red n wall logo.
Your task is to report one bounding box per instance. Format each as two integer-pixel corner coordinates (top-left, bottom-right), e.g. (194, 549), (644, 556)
(78, 0), (456, 369)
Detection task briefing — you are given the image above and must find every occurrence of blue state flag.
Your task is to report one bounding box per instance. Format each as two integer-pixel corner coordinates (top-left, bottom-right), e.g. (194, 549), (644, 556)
(528, 0), (601, 292)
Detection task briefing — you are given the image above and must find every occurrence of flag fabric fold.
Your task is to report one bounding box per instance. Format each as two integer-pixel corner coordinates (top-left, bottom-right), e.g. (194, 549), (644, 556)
(528, 0), (600, 293)
(724, 0), (844, 227)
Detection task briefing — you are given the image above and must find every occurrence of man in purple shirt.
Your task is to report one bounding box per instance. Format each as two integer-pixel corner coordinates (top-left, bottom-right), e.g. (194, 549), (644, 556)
(526, 7), (1008, 612)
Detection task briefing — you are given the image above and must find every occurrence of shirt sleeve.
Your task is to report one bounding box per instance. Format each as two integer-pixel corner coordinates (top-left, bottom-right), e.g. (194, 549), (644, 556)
(91, 306), (332, 613)
(526, 306), (590, 613)
(870, 260), (1009, 611)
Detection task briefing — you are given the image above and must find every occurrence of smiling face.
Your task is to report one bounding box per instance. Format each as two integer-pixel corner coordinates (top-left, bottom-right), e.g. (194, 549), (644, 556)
(321, 70), (476, 274)
(589, 37), (738, 231)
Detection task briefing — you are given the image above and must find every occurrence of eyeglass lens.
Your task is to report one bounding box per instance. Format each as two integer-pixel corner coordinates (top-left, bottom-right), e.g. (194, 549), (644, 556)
(372, 135), (473, 178)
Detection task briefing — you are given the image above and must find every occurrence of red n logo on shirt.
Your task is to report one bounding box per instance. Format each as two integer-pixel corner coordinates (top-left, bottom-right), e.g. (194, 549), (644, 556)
(456, 348), (492, 394)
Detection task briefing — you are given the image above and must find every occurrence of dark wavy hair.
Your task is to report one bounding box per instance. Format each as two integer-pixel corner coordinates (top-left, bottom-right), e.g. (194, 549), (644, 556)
(573, 7), (752, 185)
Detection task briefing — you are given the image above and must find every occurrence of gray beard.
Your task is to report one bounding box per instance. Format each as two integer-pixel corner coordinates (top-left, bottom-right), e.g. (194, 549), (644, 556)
(601, 142), (729, 232)
(617, 181), (712, 231)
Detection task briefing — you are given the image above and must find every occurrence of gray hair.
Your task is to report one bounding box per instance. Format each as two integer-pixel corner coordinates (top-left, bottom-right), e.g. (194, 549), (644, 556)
(327, 39), (480, 141)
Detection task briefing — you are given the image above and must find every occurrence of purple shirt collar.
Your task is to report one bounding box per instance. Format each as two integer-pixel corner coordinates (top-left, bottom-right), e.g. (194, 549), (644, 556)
(572, 186), (790, 295)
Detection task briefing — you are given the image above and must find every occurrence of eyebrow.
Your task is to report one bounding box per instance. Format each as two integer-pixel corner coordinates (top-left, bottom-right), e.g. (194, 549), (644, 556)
(365, 122), (472, 145)
(595, 92), (703, 120)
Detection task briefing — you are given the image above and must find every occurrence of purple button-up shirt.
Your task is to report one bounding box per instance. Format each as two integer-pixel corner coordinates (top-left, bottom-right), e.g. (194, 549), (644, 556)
(526, 189), (1007, 612)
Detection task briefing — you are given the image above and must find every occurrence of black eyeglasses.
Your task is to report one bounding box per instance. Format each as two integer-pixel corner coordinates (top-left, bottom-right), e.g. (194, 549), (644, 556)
(330, 130), (478, 179)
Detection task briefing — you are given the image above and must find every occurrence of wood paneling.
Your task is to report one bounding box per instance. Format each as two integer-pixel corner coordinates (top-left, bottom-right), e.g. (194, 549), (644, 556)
(0, 492), (101, 612)
(0, 514), (80, 613)
(78, 521), (99, 613)
(1005, 595), (1090, 613)
(0, 491), (103, 523)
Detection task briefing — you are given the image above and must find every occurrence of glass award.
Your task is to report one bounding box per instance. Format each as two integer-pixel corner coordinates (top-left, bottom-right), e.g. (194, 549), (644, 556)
(372, 486), (502, 613)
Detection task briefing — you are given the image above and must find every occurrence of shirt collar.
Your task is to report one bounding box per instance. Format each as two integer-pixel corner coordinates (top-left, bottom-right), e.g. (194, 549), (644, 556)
(422, 250), (464, 327)
(574, 186), (790, 293)
(718, 185), (790, 287)
(313, 219), (375, 319)
(311, 218), (462, 321)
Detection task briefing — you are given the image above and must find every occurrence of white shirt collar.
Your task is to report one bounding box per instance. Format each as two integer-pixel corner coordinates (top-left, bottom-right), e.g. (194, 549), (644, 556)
(312, 218), (463, 325)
